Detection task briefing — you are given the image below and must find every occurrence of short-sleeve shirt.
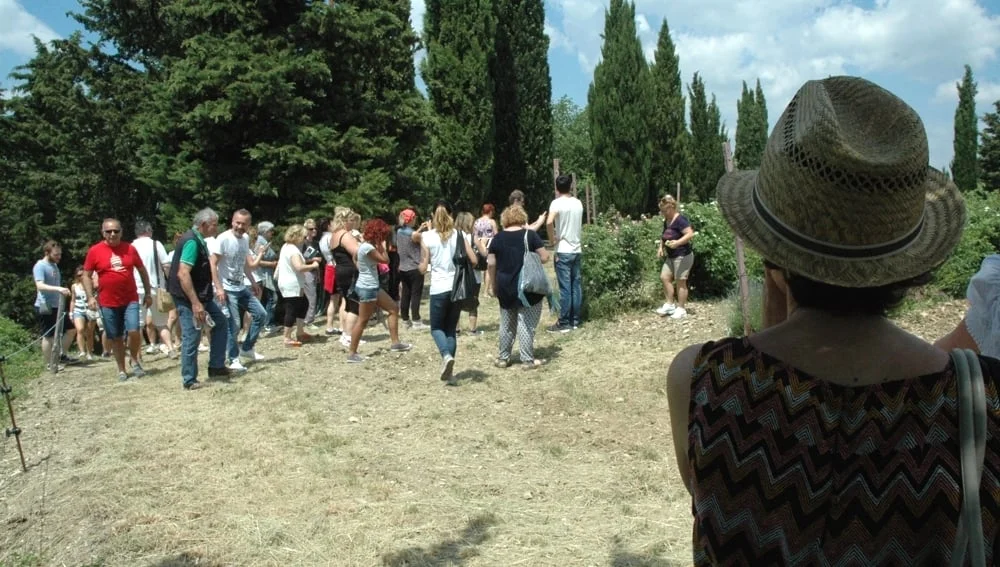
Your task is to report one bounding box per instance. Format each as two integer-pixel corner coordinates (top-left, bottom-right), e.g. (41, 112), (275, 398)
(356, 242), (380, 289)
(214, 230), (251, 291)
(662, 214), (692, 258)
(131, 236), (168, 289)
(422, 229), (458, 295)
(84, 241), (144, 308)
(548, 196), (584, 254)
(33, 259), (61, 310)
(277, 243), (306, 297)
(966, 254), (1000, 359)
(488, 229), (545, 309)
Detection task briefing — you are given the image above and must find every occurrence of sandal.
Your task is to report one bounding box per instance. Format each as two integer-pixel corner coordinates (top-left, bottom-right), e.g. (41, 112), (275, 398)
(284, 339), (302, 348)
(494, 358), (511, 369)
(521, 359), (546, 370)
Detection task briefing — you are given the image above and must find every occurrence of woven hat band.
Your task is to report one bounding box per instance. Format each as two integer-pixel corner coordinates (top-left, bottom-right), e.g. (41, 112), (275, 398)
(752, 180), (925, 260)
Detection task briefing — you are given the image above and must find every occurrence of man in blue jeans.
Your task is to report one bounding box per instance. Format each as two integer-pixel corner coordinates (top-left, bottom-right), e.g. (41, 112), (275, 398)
(211, 208), (266, 371)
(546, 174), (584, 332)
(167, 208), (230, 390)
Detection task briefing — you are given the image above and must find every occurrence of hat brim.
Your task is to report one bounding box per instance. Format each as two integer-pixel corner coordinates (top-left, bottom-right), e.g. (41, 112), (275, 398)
(715, 168), (966, 287)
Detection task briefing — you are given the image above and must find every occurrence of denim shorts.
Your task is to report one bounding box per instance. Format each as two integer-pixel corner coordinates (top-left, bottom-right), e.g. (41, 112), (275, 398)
(100, 302), (140, 339)
(355, 286), (379, 303)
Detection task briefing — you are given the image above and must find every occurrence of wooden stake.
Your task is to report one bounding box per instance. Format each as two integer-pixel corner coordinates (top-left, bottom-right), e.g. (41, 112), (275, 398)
(676, 182), (681, 205)
(724, 141), (752, 336)
(553, 159), (560, 199)
(585, 183), (592, 224)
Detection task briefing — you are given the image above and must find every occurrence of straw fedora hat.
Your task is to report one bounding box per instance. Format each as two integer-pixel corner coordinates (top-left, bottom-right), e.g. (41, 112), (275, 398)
(716, 76), (965, 287)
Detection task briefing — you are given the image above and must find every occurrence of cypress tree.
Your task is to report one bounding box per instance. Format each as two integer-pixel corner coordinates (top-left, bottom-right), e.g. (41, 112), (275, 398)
(734, 81), (757, 169)
(588, 0), (651, 217)
(648, 18), (688, 207)
(754, 79), (769, 151)
(422, 0), (496, 207)
(688, 73), (726, 202)
(491, 0), (552, 214)
(980, 100), (1000, 192)
(952, 64), (979, 192)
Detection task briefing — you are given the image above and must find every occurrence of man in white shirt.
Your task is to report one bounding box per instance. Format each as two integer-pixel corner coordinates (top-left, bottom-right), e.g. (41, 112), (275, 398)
(132, 220), (175, 357)
(546, 174), (584, 332)
(212, 209), (266, 371)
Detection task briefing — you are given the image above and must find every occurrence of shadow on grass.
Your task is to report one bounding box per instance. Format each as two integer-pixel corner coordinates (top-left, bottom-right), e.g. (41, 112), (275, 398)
(381, 512), (499, 566)
(533, 344), (562, 362)
(148, 552), (222, 567)
(609, 537), (686, 567)
(453, 369), (488, 384)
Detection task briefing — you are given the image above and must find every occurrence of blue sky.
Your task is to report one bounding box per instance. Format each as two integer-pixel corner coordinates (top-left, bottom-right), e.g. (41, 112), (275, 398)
(3, 0), (1000, 169)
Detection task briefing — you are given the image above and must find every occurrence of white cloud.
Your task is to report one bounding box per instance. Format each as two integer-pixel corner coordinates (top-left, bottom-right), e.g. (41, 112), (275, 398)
(546, 0), (1000, 166)
(635, 14), (651, 34)
(935, 78), (1000, 105)
(0, 0), (58, 56)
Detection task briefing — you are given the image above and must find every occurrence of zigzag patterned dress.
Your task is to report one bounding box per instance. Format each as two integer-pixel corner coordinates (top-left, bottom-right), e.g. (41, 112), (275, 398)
(687, 337), (1000, 566)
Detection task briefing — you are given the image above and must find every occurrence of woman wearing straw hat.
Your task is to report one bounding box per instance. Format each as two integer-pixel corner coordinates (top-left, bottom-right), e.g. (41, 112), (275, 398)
(667, 76), (999, 565)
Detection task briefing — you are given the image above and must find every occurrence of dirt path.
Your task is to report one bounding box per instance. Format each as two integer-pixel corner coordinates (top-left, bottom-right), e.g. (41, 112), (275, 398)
(0, 297), (965, 566)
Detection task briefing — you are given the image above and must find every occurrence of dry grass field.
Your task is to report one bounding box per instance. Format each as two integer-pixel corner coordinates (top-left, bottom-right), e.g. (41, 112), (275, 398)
(0, 294), (966, 567)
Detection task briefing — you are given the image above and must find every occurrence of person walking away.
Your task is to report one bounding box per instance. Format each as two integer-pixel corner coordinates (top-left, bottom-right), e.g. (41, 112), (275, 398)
(254, 222), (279, 333)
(33, 240), (76, 370)
(213, 209), (267, 371)
(396, 208), (427, 330)
(655, 195), (695, 319)
(346, 219), (412, 362)
(546, 174), (584, 332)
(456, 211), (483, 335)
(167, 208), (230, 390)
(82, 218), (153, 382)
(419, 202), (478, 383)
(318, 217), (342, 336)
(277, 225), (321, 347)
(488, 205), (549, 369)
(474, 204), (498, 298)
(132, 220), (176, 357)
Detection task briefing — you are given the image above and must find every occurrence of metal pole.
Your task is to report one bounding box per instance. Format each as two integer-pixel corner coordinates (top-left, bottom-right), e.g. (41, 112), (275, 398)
(51, 300), (65, 374)
(724, 141), (752, 336)
(0, 359), (28, 472)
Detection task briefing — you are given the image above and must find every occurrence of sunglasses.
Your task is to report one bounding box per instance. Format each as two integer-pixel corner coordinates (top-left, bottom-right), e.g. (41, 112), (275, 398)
(104, 229), (121, 234)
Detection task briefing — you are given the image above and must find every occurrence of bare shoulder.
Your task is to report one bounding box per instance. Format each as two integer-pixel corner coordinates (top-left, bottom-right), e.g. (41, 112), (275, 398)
(668, 343), (704, 390)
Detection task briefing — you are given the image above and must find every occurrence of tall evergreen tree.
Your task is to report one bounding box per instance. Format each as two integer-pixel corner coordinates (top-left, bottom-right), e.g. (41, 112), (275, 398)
(754, 79), (769, 152)
(648, 18), (688, 206)
(491, 0), (552, 214)
(552, 96), (592, 180)
(981, 100), (1000, 192)
(588, 0), (651, 217)
(688, 73), (726, 202)
(422, 0), (496, 207)
(734, 81), (757, 169)
(952, 64), (979, 192)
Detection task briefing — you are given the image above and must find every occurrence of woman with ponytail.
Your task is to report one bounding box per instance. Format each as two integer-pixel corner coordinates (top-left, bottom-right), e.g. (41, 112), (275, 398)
(419, 201), (479, 385)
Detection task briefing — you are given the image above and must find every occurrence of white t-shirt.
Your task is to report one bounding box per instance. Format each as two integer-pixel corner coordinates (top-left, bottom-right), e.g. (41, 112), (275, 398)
(319, 232), (335, 264)
(548, 195), (584, 254)
(422, 229), (458, 295)
(132, 236), (168, 290)
(277, 243), (305, 297)
(214, 230), (251, 291)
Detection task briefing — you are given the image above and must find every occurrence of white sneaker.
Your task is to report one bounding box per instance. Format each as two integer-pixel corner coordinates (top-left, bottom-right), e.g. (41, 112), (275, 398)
(198, 344), (209, 352)
(240, 350), (265, 363)
(339, 335), (366, 348)
(655, 302), (676, 316)
(670, 307), (688, 319)
(159, 343), (170, 355)
(145, 345), (158, 355)
(228, 359), (248, 372)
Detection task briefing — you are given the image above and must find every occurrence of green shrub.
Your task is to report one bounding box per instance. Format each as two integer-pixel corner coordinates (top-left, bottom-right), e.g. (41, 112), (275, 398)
(933, 190), (1000, 297)
(0, 315), (45, 419)
(727, 279), (763, 336)
(683, 201), (763, 299)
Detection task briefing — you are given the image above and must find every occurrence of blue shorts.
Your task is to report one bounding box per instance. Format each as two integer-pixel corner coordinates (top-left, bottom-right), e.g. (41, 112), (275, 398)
(100, 302), (140, 340)
(355, 286), (379, 303)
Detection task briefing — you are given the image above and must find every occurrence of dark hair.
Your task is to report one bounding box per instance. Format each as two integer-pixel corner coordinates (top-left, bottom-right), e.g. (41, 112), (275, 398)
(556, 175), (573, 194)
(362, 218), (390, 244)
(318, 217), (331, 234)
(435, 199), (453, 215)
(763, 260), (930, 316)
(43, 240), (61, 254)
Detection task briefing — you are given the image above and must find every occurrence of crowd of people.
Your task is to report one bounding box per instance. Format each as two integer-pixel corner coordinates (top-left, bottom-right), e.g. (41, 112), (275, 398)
(32, 175), (591, 389)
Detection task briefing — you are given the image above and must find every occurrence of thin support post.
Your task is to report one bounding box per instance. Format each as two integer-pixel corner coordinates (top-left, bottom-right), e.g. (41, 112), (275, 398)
(724, 141), (752, 336)
(0, 358), (28, 472)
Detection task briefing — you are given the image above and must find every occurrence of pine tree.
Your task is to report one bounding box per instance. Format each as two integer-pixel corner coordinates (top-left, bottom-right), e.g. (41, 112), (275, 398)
(734, 81), (756, 169)
(688, 73), (726, 202)
(648, 18), (688, 206)
(981, 100), (1000, 192)
(491, 0), (552, 214)
(588, 0), (651, 217)
(952, 64), (979, 192)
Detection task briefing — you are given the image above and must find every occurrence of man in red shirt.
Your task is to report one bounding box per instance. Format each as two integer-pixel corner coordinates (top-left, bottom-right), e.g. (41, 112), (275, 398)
(82, 218), (153, 382)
